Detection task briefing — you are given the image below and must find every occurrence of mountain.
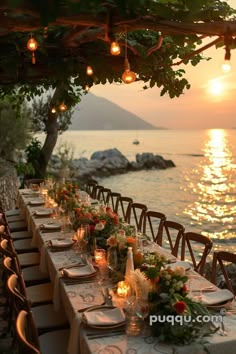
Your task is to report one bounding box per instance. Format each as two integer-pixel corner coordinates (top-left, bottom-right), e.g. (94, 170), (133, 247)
(69, 93), (157, 130)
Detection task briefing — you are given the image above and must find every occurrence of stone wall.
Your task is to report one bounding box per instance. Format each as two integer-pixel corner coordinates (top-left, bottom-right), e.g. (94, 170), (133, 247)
(0, 159), (19, 211)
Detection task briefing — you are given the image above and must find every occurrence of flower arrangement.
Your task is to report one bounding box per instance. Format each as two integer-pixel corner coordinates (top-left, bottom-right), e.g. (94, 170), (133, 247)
(73, 205), (120, 249)
(48, 181), (80, 210)
(130, 264), (217, 346)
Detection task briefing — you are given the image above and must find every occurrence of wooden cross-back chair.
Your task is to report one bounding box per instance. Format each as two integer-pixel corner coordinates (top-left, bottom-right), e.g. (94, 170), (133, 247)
(7, 273), (68, 337)
(92, 185), (104, 200)
(130, 203), (147, 232)
(211, 251), (236, 295)
(163, 220), (185, 258)
(109, 192), (121, 213)
(85, 180), (98, 198)
(0, 237), (40, 269)
(143, 210), (166, 244)
(97, 187), (111, 205)
(181, 232), (213, 276)
(116, 196), (133, 223)
(16, 310), (40, 354)
(16, 309), (70, 354)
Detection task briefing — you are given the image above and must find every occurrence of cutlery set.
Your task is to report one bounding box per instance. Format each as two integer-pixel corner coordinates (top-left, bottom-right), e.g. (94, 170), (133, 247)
(86, 329), (125, 340)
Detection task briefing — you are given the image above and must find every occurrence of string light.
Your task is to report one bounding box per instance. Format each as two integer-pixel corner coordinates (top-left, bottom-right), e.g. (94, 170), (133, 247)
(26, 35), (38, 64)
(59, 102), (67, 112)
(122, 29), (136, 84)
(51, 107), (56, 114)
(110, 41), (120, 55)
(84, 84), (90, 91)
(222, 46), (231, 73)
(122, 59), (136, 84)
(86, 66), (93, 75)
(222, 34), (232, 73)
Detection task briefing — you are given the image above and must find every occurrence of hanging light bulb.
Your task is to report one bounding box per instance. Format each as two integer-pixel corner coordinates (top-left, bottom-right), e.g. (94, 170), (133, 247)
(59, 102), (67, 112)
(86, 66), (93, 75)
(110, 41), (120, 55)
(221, 47), (231, 73)
(122, 58), (136, 84)
(121, 29), (136, 84)
(27, 35), (38, 64)
(51, 107), (56, 114)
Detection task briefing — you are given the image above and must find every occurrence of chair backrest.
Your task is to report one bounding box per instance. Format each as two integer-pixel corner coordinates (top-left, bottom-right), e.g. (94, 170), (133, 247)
(130, 203), (147, 232)
(16, 310), (40, 354)
(211, 251), (236, 294)
(116, 196), (133, 223)
(143, 210), (166, 243)
(109, 192), (121, 213)
(181, 232), (213, 276)
(92, 185), (104, 200)
(98, 188), (111, 205)
(7, 273), (30, 311)
(163, 220), (185, 257)
(85, 180), (98, 198)
(0, 237), (17, 258)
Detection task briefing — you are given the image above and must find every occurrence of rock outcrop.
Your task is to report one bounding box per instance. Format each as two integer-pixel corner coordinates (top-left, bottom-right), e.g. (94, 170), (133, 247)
(48, 148), (175, 182)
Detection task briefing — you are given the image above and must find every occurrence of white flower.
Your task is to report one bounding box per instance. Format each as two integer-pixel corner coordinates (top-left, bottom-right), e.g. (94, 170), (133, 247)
(165, 274), (171, 280)
(177, 281), (183, 288)
(95, 222), (105, 231)
(174, 266), (186, 277)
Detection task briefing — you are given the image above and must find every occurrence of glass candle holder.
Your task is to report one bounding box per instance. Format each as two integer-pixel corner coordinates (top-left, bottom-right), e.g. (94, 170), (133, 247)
(94, 249), (106, 263)
(117, 281), (131, 297)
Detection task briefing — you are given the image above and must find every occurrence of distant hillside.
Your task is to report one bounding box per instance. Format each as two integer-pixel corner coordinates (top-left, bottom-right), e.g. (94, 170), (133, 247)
(69, 93), (157, 130)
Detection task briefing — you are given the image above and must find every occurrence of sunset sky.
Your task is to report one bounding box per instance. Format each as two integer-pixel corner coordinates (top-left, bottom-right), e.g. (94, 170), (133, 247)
(86, 1), (236, 130)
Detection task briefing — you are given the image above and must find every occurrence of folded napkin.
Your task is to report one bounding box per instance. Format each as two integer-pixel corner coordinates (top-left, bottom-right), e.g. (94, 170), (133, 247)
(21, 190), (39, 195)
(167, 261), (192, 271)
(34, 209), (52, 217)
(50, 239), (74, 248)
(83, 307), (125, 326)
(29, 198), (45, 205)
(41, 222), (61, 230)
(201, 289), (234, 305)
(63, 264), (96, 278)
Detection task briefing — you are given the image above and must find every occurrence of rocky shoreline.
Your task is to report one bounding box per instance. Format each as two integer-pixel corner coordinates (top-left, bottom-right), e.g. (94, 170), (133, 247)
(48, 148), (176, 182)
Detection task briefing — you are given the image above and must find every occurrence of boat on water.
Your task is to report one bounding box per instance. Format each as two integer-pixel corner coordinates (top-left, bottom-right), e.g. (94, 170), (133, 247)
(132, 139), (140, 145)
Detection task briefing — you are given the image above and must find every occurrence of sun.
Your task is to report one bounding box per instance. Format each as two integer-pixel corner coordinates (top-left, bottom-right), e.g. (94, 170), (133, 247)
(207, 79), (224, 97)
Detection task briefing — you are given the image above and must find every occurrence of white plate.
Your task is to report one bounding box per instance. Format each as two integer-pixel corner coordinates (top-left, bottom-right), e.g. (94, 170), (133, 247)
(29, 199), (45, 206)
(41, 222), (61, 230)
(166, 261), (192, 271)
(83, 306), (126, 329)
(49, 239), (74, 248)
(34, 209), (52, 217)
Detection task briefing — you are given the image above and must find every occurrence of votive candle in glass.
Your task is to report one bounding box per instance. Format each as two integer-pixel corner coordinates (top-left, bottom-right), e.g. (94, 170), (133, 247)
(117, 281), (130, 297)
(94, 249), (106, 263)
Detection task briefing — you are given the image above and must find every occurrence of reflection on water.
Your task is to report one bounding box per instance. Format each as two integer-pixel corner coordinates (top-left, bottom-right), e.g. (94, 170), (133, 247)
(184, 129), (236, 243)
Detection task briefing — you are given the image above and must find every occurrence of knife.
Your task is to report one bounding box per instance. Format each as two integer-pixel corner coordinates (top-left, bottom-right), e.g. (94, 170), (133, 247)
(87, 330), (125, 339)
(103, 288), (113, 306)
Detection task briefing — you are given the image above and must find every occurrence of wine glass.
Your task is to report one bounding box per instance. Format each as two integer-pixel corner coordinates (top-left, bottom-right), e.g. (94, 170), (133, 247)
(107, 248), (118, 271)
(135, 299), (150, 336)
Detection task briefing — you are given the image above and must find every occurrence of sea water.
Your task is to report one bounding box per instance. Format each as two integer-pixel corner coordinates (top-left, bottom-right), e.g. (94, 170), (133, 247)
(37, 129), (236, 253)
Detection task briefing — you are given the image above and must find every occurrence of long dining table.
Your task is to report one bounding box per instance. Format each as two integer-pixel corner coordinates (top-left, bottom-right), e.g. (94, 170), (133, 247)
(17, 189), (236, 354)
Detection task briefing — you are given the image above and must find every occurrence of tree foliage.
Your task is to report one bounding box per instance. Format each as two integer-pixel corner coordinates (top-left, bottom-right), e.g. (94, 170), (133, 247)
(0, 0), (235, 104)
(0, 96), (32, 161)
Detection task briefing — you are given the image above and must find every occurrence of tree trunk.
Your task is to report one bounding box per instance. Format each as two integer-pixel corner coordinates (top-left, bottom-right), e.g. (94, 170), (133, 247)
(40, 84), (64, 176)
